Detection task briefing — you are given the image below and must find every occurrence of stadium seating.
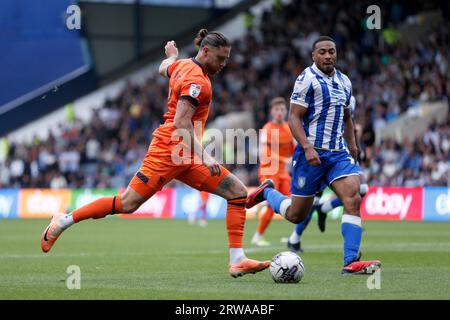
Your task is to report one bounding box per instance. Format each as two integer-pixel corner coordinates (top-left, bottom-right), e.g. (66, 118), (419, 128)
(0, 0), (448, 189)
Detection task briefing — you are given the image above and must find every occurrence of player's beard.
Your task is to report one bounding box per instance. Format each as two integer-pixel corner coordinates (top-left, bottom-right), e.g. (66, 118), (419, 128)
(321, 61), (335, 74)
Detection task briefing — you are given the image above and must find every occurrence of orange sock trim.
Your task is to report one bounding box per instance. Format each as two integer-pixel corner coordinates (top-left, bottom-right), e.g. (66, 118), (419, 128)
(226, 197), (247, 248)
(112, 195), (122, 214)
(257, 206), (274, 234)
(227, 196), (247, 206)
(72, 195), (123, 223)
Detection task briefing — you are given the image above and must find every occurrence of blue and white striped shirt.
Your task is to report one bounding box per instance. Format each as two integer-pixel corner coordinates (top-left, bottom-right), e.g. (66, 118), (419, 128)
(290, 63), (352, 151)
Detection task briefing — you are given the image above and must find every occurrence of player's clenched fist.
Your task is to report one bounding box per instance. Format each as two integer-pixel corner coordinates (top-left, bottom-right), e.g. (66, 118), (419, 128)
(304, 144), (321, 166)
(203, 153), (222, 176)
(165, 40), (178, 58)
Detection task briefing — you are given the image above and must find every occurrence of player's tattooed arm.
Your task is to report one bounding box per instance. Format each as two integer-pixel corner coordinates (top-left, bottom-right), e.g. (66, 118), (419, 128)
(159, 40), (178, 77)
(174, 100), (221, 176)
(173, 99), (202, 156)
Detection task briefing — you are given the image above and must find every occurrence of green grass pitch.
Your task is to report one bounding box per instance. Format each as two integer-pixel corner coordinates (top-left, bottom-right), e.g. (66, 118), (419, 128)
(1, 218), (449, 299)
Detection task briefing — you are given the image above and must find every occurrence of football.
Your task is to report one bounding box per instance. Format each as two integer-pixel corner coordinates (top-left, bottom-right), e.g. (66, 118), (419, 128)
(270, 251), (305, 283)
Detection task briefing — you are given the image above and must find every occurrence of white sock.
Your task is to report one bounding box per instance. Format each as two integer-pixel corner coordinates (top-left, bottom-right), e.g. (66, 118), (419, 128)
(289, 230), (300, 244)
(58, 213), (75, 229)
(312, 196), (321, 206)
(229, 248), (246, 264)
(252, 232), (261, 242)
(341, 214), (362, 226)
(321, 200), (334, 213)
(279, 199), (291, 218)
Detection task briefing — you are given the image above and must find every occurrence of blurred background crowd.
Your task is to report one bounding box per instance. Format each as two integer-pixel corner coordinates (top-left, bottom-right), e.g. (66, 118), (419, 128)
(0, 0), (448, 189)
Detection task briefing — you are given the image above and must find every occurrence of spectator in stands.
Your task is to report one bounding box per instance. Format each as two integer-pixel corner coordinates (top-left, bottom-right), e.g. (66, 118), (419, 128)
(0, 0), (448, 189)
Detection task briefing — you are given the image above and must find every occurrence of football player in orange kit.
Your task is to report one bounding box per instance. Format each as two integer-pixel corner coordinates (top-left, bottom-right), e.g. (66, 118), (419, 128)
(197, 191), (209, 227)
(251, 97), (295, 246)
(40, 29), (270, 278)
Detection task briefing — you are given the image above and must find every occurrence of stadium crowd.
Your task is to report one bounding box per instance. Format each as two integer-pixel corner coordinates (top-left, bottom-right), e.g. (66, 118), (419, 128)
(0, 0), (448, 189)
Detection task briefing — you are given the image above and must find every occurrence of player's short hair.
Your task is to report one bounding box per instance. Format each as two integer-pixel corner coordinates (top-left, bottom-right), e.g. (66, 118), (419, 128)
(312, 36), (336, 51)
(194, 28), (230, 48)
(269, 97), (287, 110)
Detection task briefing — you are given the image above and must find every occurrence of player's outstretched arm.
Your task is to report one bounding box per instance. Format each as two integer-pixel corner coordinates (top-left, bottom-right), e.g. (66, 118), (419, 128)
(158, 40), (178, 77)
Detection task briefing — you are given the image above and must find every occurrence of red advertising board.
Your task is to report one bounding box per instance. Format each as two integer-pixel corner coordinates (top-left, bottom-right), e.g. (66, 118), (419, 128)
(361, 187), (423, 221)
(120, 188), (174, 219)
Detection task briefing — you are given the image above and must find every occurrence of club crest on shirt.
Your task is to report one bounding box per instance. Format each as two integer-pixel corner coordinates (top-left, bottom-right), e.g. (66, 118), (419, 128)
(298, 176), (306, 189)
(189, 84), (201, 98)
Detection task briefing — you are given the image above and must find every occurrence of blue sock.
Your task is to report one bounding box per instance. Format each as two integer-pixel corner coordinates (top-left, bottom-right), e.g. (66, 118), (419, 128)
(263, 188), (289, 214)
(295, 209), (313, 237)
(330, 197), (342, 209)
(341, 221), (362, 266)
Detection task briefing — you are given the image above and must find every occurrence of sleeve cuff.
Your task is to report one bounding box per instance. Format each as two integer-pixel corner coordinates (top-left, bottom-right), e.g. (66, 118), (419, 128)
(290, 100), (308, 108)
(180, 96), (199, 108)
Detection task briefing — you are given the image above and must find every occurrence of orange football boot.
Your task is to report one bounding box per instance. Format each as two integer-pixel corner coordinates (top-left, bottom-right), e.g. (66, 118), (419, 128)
(229, 258), (271, 278)
(41, 213), (66, 253)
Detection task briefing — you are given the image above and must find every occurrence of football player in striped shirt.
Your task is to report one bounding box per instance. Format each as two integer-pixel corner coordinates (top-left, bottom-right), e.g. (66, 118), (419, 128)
(247, 36), (380, 275)
(286, 96), (370, 252)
